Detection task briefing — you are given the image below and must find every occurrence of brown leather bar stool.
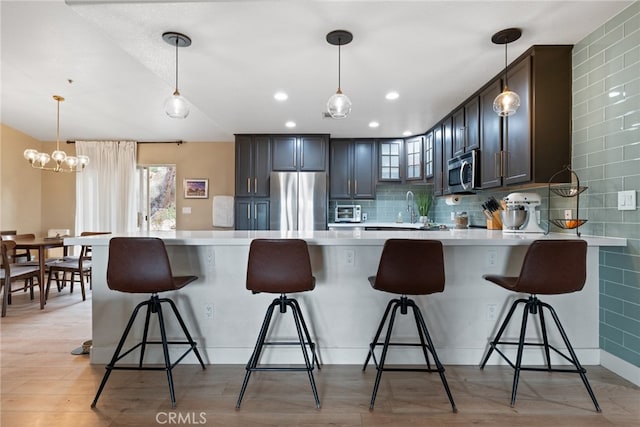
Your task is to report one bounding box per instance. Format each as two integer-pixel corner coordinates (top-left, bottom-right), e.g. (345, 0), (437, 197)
(363, 239), (456, 412)
(91, 237), (205, 408)
(236, 239), (320, 409)
(479, 239), (600, 412)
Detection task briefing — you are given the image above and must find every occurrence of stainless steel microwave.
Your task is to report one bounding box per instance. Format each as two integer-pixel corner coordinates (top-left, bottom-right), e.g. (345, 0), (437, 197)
(447, 149), (480, 194)
(335, 205), (362, 223)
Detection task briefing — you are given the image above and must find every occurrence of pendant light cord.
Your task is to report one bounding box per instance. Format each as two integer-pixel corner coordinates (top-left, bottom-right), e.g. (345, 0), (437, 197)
(174, 37), (180, 94)
(337, 40), (342, 91)
(503, 39), (508, 88)
(56, 97), (61, 151)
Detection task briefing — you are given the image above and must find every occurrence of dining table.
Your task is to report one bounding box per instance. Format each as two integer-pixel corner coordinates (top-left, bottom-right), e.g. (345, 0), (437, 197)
(14, 236), (66, 310)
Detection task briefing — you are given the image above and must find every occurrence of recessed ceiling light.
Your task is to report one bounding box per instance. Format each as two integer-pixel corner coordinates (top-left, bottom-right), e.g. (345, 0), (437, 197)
(274, 91), (288, 101)
(402, 130), (412, 136)
(369, 121), (380, 128)
(285, 121), (296, 128)
(385, 91), (399, 100)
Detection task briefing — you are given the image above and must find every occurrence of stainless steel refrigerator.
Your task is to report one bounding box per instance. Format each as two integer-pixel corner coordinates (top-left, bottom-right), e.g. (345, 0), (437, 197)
(270, 171), (327, 231)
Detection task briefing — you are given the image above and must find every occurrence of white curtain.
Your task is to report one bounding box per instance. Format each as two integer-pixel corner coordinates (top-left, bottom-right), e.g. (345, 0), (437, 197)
(75, 141), (137, 234)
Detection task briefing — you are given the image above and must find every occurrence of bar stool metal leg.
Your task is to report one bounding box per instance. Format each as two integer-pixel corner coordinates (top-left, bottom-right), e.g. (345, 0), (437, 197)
(237, 295), (320, 409)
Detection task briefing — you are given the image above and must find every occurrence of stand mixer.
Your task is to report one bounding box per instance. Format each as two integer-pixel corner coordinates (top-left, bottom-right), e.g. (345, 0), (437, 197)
(502, 192), (545, 233)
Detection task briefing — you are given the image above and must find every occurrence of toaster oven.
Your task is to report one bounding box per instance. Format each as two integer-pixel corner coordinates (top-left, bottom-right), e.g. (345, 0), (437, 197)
(335, 205), (362, 223)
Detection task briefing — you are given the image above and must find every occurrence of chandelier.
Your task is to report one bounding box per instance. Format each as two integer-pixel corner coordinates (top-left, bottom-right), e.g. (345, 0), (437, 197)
(23, 95), (89, 172)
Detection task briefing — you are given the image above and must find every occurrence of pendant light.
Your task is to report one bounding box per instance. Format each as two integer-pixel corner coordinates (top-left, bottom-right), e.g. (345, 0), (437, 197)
(23, 95), (89, 173)
(326, 30), (353, 119)
(492, 28), (522, 117)
(162, 31), (191, 119)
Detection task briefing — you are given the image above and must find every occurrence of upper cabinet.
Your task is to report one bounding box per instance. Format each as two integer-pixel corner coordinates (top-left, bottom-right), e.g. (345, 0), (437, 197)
(432, 124), (444, 196)
(378, 139), (403, 181)
(271, 134), (328, 172)
(480, 80), (503, 188)
(482, 46), (572, 187)
(423, 132), (434, 180)
(329, 138), (376, 199)
(235, 134), (271, 197)
(452, 98), (479, 158)
(405, 135), (424, 181)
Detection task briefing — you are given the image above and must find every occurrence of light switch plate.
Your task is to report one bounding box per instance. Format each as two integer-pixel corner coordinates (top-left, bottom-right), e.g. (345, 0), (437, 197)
(182, 206), (192, 214)
(617, 190), (636, 211)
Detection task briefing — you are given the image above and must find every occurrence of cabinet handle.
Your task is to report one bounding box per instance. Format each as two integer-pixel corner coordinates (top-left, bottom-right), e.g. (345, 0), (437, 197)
(247, 204), (250, 219)
(247, 178), (251, 193)
(254, 178), (258, 194)
(354, 180), (358, 195)
(254, 205), (257, 219)
(301, 149), (304, 169)
(347, 179), (351, 194)
(494, 152), (500, 179)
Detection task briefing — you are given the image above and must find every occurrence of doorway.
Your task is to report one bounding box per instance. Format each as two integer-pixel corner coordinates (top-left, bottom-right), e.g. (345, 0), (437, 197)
(137, 165), (177, 231)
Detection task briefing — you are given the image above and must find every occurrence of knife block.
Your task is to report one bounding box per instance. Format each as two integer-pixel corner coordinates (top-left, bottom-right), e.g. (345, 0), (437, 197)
(487, 211), (502, 230)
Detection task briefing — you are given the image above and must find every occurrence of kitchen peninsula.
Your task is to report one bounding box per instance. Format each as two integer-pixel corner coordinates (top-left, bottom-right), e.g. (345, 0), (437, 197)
(68, 230), (625, 367)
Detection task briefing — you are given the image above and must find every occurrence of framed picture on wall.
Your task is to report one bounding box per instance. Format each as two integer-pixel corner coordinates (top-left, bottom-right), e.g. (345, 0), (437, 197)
(184, 178), (209, 199)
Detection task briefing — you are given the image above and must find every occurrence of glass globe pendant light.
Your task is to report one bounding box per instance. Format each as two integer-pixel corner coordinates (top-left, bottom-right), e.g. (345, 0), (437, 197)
(162, 31), (191, 119)
(326, 30), (353, 119)
(492, 28), (522, 117)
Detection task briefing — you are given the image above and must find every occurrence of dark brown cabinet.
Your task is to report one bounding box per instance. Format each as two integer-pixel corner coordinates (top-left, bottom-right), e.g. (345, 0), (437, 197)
(423, 132), (434, 179)
(271, 134), (328, 172)
(480, 80), (503, 188)
(432, 125), (444, 196)
(235, 199), (269, 230)
(330, 138), (376, 199)
(378, 139), (403, 182)
(442, 118), (453, 194)
(453, 98), (479, 157)
(452, 108), (465, 157)
(235, 135), (271, 197)
(405, 135), (423, 181)
(480, 45), (572, 188)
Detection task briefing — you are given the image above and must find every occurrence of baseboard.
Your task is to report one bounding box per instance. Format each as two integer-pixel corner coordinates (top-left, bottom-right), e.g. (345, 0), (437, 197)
(600, 350), (640, 386)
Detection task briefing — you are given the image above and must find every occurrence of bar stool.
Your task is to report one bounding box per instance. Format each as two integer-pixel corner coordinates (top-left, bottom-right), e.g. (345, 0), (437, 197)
(479, 239), (600, 412)
(236, 239), (320, 409)
(363, 239), (456, 412)
(91, 237), (205, 408)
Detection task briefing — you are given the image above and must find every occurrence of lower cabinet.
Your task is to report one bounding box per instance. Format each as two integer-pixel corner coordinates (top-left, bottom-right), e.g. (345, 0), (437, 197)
(235, 198), (269, 230)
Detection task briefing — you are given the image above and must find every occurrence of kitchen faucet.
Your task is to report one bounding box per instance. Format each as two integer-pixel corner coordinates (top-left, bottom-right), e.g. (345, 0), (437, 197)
(406, 190), (416, 224)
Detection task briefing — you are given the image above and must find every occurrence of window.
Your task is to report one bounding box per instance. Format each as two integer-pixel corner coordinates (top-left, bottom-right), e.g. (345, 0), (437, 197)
(136, 165), (177, 231)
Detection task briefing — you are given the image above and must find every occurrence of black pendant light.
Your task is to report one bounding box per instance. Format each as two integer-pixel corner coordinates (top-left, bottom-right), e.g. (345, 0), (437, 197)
(492, 28), (522, 117)
(163, 31), (192, 119)
(326, 30), (353, 119)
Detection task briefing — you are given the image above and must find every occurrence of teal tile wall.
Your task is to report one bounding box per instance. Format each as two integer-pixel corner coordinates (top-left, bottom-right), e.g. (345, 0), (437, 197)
(573, 1), (640, 368)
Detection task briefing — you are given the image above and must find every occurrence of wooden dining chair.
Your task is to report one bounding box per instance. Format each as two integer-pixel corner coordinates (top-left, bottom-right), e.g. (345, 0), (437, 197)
(1, 233), (36, 263)
(45, 231), (110, 300)
(1, 240), (40, 316)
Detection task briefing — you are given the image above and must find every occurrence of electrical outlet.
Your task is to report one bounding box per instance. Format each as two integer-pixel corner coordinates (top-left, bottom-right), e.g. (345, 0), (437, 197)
(344, 249), (355, 267)
(205, 303), (213, 320)
(618, 190), (637, 211)
(564, 209), (572, 219)
(362, 212), (368, 221)
(486, 304), (498, 321)
(487, 250), (497, 267)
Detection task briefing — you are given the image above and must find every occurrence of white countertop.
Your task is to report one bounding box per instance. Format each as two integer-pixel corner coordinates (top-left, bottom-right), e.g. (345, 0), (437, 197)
(328, 221), (429, 229)
(65, 229), (626, 247)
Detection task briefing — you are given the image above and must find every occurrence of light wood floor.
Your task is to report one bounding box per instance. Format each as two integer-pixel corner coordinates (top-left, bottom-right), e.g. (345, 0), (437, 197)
(1, 288), (639, 427)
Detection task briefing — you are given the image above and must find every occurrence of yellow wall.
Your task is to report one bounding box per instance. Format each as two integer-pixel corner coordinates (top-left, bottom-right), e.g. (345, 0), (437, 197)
(0, 124), (43, 235)
(138, 141), (235, 230)
(0, 123), (235, 234)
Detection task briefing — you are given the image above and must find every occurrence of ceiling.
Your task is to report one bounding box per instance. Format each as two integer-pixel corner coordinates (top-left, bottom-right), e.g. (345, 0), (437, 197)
(1, 0), (633, 143)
